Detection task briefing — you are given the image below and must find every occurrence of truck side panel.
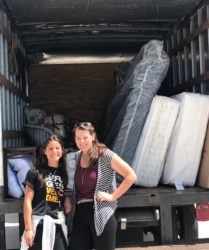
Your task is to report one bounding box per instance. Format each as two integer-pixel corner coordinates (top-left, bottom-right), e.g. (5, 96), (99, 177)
(0, 7), (28, 191)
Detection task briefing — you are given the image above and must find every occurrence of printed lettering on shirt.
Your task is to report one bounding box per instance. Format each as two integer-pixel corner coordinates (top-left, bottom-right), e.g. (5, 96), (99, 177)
(45, 173), (64, 203)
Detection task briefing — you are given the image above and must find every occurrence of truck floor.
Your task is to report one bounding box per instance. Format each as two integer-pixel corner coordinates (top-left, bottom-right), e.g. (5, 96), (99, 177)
(116, 243), (209, 249)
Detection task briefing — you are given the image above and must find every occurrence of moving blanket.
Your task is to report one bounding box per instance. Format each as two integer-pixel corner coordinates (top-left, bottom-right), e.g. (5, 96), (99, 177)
(161, 92), (209, 187)
(132, 96), (180, 187)
(104, 40), (170, 164)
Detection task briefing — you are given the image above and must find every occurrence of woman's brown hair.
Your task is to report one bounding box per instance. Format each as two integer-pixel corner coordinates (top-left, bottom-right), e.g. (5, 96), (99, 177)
(35, 135), (68, 187)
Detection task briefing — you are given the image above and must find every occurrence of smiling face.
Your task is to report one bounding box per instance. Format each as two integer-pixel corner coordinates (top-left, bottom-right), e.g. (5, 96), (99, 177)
(74, 128), (95, 153)
(43, 140), (63, 167)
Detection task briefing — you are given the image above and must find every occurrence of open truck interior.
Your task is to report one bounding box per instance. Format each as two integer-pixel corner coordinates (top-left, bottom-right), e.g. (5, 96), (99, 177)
(0, 0), (205, 136)
(0, 0), (202, 134)
(1, 0), (209, 249)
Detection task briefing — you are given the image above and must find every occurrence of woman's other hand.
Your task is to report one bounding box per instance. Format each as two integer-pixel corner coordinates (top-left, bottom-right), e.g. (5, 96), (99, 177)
(64, 196), (72, 213)
(24, 229), (34, 247)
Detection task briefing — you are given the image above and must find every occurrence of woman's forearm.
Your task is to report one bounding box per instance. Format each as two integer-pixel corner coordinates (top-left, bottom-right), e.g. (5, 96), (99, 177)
(112, 173), (136, 201)
(23, 198), (33, 230)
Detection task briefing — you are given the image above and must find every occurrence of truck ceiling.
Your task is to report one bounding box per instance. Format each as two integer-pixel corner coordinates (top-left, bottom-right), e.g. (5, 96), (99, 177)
(0, 0), (202, 53)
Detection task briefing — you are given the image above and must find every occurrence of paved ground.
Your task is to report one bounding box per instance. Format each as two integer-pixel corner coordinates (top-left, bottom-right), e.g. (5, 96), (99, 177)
(116, 243), (209, 249)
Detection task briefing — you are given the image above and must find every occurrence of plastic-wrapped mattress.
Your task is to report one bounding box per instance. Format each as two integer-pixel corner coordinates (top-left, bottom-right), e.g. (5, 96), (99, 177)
(104, 40), (170, 164)
(161, 92), (209, 187)
(132, 96), (180, 187)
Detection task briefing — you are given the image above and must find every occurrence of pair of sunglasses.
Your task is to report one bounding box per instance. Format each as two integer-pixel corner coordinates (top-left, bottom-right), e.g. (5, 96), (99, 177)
(74, 122), (93, 128)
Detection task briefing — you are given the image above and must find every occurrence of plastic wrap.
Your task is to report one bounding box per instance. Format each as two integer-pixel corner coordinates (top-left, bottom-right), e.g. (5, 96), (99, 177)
(104, 40), (170, 164)
(44, 114), (65, 138)
(132, 96), (180, 187)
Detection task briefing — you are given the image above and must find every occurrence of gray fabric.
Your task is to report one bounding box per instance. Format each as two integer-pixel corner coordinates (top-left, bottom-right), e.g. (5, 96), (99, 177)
(104, 40), (170, 165)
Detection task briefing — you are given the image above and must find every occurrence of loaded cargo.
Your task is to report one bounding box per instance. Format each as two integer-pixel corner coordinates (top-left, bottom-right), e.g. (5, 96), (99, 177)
(1, 0), (209, 249)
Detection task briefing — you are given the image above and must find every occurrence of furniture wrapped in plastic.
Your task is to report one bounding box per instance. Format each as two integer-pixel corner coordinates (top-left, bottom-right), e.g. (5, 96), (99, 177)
(197, 122), (209, 188)
(161, 92), (209, 187)
(132, 96), (180, 187)
(24, 124), (53, 146)
(104, 40), (170, 164)
(3, 147), (36, 199)
(44, 114), (65, 138)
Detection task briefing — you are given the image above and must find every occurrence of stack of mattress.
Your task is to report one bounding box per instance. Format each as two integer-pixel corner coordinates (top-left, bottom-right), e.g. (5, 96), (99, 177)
(132, 96), (180, 187)
(104, 40), (170, 164)
(161, 92), (209, 187)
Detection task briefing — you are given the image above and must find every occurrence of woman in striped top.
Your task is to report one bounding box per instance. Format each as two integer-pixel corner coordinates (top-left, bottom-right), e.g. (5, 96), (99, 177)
(68, 122), (137, 250)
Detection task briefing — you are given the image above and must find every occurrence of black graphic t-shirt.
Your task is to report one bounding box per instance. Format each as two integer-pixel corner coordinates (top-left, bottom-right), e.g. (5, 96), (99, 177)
(24, 166), (65, 218)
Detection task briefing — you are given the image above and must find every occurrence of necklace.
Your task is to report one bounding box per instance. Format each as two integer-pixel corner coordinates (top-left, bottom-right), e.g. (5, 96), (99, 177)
(82, 154), (89, 167)
(80, 154), (89, 184)
(81, 167), (87, 185)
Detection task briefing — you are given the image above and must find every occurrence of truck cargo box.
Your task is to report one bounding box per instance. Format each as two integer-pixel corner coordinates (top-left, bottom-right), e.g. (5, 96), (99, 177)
(1, 0), (209, 249)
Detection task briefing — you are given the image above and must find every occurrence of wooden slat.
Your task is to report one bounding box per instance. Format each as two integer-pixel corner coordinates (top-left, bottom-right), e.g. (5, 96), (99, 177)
(170, 19), (209, 55)
(0, 200), (23, 214)
(0, 73), (29, 101)
(0, 23), (12, 43)
(0, 215), (6, 250)
(169, 71), (209, 95)
(2, 130), (23, 139)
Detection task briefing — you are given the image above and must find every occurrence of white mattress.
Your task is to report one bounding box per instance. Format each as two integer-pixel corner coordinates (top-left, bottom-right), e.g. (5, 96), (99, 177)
(161, 92), (209, 187)
(132, 96), (180, 187)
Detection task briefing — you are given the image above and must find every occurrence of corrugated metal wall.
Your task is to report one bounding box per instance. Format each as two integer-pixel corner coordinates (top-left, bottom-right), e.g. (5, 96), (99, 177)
(0, 7), (28, 186)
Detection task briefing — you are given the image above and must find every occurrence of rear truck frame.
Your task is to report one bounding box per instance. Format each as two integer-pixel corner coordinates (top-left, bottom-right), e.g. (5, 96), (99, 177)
(1, 186), (209, 248)
(117, 187), (208, 246)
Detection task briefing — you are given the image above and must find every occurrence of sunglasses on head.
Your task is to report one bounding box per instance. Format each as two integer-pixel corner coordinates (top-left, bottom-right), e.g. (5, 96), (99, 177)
(74, 122), (93, 128)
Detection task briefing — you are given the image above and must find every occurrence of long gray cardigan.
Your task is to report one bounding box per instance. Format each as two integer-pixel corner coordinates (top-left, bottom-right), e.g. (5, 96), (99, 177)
(68, 148), (118, 236)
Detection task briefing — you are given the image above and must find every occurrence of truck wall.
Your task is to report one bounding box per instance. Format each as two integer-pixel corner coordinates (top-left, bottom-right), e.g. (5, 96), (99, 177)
(0, 8), (28, 189)
(28, 63), (117, 131)
(164, 1), (209, 96)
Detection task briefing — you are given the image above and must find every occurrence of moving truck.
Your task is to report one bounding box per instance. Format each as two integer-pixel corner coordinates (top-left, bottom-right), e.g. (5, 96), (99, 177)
(1, 0), (209, 248)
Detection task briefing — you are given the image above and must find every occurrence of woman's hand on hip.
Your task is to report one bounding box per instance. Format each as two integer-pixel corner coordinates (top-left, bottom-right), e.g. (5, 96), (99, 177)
(96, 191), (115, 202)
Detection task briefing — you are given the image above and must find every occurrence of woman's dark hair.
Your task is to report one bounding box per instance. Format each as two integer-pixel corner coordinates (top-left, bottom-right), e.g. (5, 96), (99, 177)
(73, 122), (107, 167)
(35, 135), (68, 187)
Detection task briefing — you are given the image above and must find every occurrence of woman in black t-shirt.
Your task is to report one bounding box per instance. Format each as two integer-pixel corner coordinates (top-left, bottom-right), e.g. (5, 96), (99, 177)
(21, 135), (71, 250)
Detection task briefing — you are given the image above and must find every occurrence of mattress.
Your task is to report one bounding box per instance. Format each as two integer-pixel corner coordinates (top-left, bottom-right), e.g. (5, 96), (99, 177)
(197, 122), (209, 188)
(104, 40), (170, 165)
(132, 96), (180, 187)
(161, 92), (209, 187)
